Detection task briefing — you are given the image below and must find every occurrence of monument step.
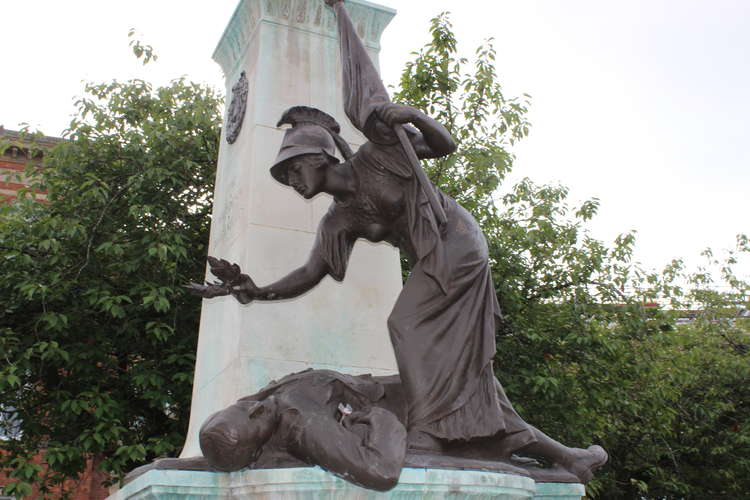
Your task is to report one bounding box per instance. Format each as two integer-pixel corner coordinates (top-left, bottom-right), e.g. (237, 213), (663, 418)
(108, 467), (585, 500)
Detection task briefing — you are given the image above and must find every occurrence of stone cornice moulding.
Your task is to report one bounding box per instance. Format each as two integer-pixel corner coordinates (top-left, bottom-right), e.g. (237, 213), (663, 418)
(213, 0), (396, 77)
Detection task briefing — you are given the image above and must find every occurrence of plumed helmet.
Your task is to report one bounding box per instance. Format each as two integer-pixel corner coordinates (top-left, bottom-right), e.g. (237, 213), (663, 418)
(270, 106), (342, 185)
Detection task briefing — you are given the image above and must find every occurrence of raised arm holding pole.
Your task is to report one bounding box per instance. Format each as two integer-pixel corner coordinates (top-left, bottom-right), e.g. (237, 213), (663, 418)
(325, 0), (448, 228)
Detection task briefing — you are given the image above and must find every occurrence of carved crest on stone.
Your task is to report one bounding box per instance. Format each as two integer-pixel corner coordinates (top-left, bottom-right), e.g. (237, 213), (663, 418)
(226, 71), (249, 144)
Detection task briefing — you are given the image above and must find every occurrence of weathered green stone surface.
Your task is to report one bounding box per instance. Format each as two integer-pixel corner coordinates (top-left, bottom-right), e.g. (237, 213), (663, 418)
(108, 467), (585, 500)
(534, 481), (587, 499)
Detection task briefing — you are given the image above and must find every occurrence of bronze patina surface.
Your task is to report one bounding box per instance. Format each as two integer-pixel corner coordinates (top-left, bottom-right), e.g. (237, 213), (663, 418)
(181, 0), (608, 491)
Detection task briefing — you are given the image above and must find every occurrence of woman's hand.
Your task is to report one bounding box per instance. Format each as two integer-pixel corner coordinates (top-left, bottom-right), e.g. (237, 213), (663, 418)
(186, 256), (259, 304)
(185, 280), (232, 299)
(230, 276), (260, 305)
(375, 103), (423, 128)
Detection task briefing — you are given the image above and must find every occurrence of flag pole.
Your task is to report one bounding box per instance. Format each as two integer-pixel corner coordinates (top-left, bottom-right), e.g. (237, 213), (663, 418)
(392, 125), (447, 227)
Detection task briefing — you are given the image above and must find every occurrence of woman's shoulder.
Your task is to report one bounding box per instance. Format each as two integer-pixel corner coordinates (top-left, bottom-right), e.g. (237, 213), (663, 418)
(353, 141), (413, 179)
(316, 202), (357, 241)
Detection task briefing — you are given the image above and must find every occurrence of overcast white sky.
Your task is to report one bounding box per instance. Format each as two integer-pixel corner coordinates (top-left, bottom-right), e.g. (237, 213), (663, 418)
(2, 0), (748, 282)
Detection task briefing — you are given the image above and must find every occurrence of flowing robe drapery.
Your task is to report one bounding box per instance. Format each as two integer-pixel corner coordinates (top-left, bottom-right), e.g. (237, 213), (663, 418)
(326, 1), (534, 445)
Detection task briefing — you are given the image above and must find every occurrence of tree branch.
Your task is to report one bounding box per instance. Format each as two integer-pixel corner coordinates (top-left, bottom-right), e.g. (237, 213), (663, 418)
(73, 174), (143, 280)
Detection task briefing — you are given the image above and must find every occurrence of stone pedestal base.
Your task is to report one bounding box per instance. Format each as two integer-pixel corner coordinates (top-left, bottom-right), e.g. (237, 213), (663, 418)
(108, 467), (585, 500)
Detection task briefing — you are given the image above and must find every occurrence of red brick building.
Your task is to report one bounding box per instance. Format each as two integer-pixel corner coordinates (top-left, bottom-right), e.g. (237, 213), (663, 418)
(0, 454), (109, 500)
(0, 126), (61, 203)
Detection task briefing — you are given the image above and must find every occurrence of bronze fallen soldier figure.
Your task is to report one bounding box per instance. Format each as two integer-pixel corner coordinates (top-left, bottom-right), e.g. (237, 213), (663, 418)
(130, 368), (605, 491)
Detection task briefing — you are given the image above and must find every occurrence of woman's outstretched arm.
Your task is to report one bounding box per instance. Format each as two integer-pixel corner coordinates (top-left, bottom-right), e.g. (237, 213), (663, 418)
(231, 251), (329, 304)
(188, 213), (355, 304)
(187, 250), (330, 305)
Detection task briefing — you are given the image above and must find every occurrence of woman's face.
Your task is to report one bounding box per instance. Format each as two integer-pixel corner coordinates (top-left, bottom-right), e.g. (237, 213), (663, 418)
(287, 154), (328, 199)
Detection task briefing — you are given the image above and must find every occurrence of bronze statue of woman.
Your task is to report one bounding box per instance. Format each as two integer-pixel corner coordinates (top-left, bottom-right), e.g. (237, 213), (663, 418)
(190, 0), (607, 483)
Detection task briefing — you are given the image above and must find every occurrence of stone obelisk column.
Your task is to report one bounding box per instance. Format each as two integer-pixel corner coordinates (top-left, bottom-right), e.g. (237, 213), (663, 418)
(180, 0), (400, 457)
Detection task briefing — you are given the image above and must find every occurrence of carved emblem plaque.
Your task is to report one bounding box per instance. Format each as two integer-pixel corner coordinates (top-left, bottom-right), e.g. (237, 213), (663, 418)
(226, 71), (249, 144)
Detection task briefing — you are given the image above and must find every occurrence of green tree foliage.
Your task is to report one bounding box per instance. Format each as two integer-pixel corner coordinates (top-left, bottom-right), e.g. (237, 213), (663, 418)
(396, 13), (749, 499)
(394, 13), (530, 228)
(0, 62), (221, 496)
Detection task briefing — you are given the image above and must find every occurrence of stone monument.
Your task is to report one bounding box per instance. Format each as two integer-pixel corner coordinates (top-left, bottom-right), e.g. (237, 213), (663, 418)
(109, 0), (605, 498)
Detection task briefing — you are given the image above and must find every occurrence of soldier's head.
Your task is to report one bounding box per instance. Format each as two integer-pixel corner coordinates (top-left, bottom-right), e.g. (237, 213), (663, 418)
(199, 398), (278, 471)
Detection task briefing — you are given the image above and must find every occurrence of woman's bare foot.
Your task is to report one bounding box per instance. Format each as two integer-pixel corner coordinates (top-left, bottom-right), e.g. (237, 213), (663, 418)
(562, 445), (608, 483)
